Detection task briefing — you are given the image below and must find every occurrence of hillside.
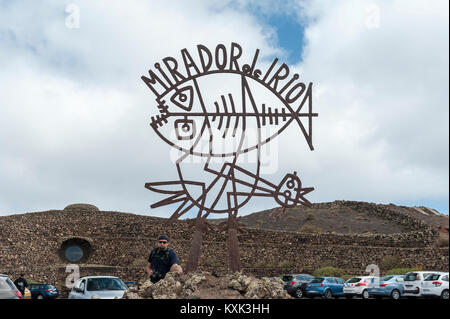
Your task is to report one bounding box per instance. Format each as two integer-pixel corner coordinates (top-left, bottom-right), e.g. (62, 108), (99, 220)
(211, 201), (449, 241)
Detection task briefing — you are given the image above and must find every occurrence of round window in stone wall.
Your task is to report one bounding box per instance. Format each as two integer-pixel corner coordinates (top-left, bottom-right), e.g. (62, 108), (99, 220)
(65, 245), (84, 262)
(60, 238), (92, 263)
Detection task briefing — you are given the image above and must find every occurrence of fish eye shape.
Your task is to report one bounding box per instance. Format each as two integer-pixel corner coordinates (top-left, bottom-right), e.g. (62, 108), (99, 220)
(170, 86), (194, 111)
(286, 180), (295, 189)
(175, 119), (196, 140)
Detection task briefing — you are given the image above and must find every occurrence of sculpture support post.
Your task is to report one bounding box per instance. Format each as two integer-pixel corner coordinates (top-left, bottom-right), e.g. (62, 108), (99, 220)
(186, 217), (207, 273)
(227, 213), (242, 272)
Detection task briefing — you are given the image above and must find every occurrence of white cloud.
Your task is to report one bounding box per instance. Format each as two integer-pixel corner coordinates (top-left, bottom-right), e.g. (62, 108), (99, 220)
(284, 0), (449, 209)
(0, 0), (283, 216)
(0, 0), (448, 216)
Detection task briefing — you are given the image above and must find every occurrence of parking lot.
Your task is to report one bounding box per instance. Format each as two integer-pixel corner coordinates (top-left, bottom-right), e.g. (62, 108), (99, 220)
(282, 271), (449, 300)
(2, 270), (449, 300)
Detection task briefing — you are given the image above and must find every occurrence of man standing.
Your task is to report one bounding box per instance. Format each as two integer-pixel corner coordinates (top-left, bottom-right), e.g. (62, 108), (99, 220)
(14, 274), (28, 298)
(146, 235), (182, 283)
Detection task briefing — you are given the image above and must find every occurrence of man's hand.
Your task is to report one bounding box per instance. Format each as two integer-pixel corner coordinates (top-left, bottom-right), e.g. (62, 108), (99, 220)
(170, 264), (183, 274)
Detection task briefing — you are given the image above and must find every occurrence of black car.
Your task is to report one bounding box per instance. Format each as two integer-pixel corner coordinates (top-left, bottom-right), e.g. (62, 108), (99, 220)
(283, 274), (315, 298)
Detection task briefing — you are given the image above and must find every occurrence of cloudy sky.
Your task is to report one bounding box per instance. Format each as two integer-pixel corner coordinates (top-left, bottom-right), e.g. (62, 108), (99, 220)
(0, 0), (448, 218)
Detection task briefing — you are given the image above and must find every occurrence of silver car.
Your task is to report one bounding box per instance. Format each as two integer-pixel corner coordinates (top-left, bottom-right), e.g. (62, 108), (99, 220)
(0, 274), (22, 299)
(68, 276), (129, 299)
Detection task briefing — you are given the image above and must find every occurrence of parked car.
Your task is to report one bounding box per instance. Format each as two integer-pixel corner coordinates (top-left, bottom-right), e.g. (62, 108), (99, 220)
(305, 277), (345, 299)
(29, 283), (59, 299)
(343, 276), (376, 299)
(368, 275), (404, 299)
(403, 271), (438, 297)
(68, 276), (129, 299)
(124, 281), (136, 288)
(421, 272), (449, 299)
(0, 274), (22, 299)
(282, 274), (315, 298)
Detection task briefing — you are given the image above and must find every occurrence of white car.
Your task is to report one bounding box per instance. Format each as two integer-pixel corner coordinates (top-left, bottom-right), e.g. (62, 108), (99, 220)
(68, 276), (129, 299)
(421, 272), (449, 299)
(0, 274), (22, 299)
(343, 276), (377, 299)
(403, 271), (445, 297)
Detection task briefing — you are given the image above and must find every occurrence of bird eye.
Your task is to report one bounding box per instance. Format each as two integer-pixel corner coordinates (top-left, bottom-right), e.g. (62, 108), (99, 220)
(170, 86), (193, 111)
(175, 119), (196, 140)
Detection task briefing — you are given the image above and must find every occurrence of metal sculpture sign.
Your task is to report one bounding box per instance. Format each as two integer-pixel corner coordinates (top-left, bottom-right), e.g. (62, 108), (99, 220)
(141, 42), (318, 272)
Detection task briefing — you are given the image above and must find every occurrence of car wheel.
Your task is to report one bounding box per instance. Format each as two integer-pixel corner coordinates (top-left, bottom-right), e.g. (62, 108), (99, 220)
(391, 290), (400, 300)
(362, 289), (370, 299)
(441, 290), (449, 300)
(37, 294), (44, 300)
(323, 289), (332, 299)
(295, 288), (303, 298)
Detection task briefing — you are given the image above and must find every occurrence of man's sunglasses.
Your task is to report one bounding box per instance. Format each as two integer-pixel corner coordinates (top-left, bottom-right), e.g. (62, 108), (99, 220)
(159, 241), (168, 244)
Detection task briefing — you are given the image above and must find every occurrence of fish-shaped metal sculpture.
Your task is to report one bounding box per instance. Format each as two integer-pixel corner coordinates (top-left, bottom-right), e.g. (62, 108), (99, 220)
(141, 43), (318, 272)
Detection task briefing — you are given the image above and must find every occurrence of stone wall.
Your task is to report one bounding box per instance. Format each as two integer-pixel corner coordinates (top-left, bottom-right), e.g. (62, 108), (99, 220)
(2, 243), (448, 298)
(0, 202), (448, 298)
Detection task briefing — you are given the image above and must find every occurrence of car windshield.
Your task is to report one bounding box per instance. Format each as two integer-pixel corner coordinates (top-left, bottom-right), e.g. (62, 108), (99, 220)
(311, 278), (324, 283)
(347, 277), (362, 283)
(86, 278), (128, 291)
(404, 273), (418, 281)
(0, 279), (11, 290)
(425, 274), (441, 281)
(299, 275), (313, 281)
(0, 278), (16, 290)
(282, 276), (293, 282)
(381, 276), (394, 282)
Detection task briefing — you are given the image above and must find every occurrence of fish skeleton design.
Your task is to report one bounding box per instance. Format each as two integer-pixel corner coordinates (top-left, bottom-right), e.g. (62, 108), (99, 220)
(141, 43), (318, 272)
